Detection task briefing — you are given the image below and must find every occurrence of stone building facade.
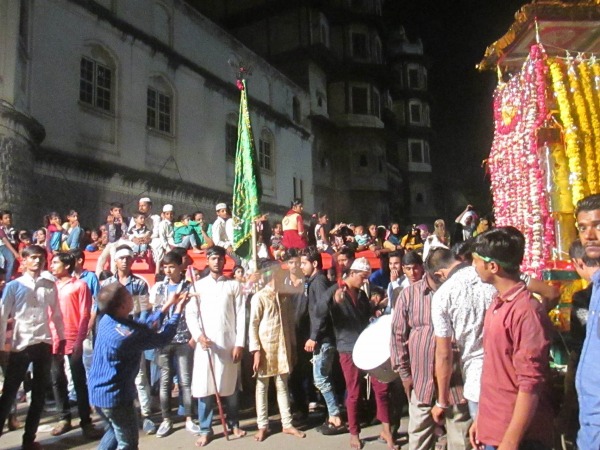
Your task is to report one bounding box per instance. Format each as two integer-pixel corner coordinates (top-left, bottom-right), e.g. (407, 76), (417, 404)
(0, 0), (313, 229)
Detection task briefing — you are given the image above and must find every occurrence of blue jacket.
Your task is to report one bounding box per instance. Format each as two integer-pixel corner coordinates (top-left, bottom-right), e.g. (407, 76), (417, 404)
(576, 269), (600, 448)
(88, 311), (179, 408)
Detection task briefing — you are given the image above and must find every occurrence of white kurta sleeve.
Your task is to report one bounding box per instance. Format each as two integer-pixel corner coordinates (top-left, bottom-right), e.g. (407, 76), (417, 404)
(185, 290), (203, 341)
(232, 282), (246, 348)
(225, 219), (234, 245)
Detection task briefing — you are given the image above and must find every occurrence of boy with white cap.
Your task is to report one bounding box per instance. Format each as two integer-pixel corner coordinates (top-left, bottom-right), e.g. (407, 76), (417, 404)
(318, 257), (395, 450)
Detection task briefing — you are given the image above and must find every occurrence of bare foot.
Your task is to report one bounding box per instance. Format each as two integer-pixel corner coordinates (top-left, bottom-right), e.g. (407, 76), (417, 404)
(329, 415), (342, 427)
(193, 248), (203, 254)
(195, 435), (211, 447)
(254, 428), (268, 442)
(380, 430), (397, 450)
(283, 426), (306, 438)
(231, 427), (247, 438)
(350, 434), (362, 450)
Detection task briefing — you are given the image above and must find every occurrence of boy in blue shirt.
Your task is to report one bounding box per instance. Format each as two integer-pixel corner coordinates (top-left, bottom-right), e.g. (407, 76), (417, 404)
(88, 281), (189, 449)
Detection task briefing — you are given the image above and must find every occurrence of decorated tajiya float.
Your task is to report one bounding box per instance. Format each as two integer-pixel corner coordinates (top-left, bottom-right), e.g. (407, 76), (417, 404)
(478, 0), (600, 331)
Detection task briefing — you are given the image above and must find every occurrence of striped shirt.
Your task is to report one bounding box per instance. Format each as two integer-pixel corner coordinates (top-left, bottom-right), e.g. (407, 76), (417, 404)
(88, 311), (180, 408)
(390, 277), (464, 405)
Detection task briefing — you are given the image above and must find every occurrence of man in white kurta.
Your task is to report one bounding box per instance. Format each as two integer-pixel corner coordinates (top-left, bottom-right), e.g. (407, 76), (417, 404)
(186, 246), (246, 445)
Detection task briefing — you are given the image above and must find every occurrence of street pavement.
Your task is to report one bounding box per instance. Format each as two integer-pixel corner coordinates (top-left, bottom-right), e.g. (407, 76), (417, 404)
(1, 403), (411, 450)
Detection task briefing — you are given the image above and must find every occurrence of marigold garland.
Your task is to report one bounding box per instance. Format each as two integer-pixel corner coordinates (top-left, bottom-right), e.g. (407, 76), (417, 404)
(568, 60), (598, 193)
(590, 60), (600, 180)
(549, 59), (587, 205)
(489, 47), (600, 273)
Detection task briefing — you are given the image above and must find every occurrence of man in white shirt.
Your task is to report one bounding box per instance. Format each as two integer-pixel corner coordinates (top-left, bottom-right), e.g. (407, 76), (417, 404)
(187, 246), (246, 446)
(429, 247), (495, 423)
(0, 245), (66, 450)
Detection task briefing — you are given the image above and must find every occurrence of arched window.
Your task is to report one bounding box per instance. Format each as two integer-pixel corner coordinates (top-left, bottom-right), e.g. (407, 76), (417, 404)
(147, 74), (174, 134)
(154, 2), (172, 45)
(79, 43), (116, 112)
(258, 128), (274, 172)
(225, 113), (238, 159)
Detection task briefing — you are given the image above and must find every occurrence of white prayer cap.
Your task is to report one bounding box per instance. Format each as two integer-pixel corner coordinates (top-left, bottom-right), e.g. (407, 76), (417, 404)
(215, 203), (227, 211)
(162, 204), (174, 212)
(139, 197), (152, 203)
(350, 257), (371, 273)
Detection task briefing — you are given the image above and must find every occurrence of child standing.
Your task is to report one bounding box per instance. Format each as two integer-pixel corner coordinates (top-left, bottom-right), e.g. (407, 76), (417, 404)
(249, 262), (306, 442)
(149, 251), (198, 437)
(88, 282), (189, 449)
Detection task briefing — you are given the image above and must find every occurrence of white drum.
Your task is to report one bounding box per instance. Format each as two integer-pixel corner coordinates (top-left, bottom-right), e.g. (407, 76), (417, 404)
(352, 315), (398, 383)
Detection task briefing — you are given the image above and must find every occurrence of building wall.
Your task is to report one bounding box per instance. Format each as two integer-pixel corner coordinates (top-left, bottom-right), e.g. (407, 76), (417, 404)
(2, 0), (314, 227)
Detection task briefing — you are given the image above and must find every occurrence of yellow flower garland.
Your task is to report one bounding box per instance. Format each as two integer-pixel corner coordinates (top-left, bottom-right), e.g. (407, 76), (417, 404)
(590, 60), (600, 185)
(568, 61), (598, 193)
(549, 59), (587, 205)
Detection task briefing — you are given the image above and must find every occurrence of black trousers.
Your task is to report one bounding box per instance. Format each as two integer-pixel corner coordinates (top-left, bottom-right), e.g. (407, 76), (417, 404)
(51, 352), (91, 426)
(0, 343), (52, 444)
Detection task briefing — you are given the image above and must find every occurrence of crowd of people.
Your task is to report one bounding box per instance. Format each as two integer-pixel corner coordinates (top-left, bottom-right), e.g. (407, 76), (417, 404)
(0, 194), (598, 450)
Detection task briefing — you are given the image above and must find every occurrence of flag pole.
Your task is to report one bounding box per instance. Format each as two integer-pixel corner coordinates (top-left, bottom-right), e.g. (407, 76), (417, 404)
(251, 221), (258, 269)
(231, 58), (261, 266)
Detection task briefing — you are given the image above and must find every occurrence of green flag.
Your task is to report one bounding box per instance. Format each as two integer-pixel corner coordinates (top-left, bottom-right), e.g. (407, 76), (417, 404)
(232, 79), (261, 259)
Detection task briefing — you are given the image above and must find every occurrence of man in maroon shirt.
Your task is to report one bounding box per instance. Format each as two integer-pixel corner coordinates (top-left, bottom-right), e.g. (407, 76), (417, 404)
(470, 227), (553, 450)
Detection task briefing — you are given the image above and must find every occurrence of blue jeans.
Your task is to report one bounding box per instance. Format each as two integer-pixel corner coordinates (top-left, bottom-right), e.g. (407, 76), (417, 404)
(177, 234), (198, 249)
(312, 342), (340, 417)
(97, 403), (139, 450)
(0, 245), (16, 281)
(468, 400), (478, 419)
(198, 392), (240, 436)
(158, 343), (193, 419)
(131, 243), (148, 254)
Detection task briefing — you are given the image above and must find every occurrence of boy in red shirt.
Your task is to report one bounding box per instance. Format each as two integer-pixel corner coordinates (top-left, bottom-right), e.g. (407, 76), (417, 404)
(49, 252), (101, 439)
(470, 227), (554, 450)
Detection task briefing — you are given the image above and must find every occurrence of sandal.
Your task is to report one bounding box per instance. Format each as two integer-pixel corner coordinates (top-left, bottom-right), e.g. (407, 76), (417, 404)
(319, 421), (347, 436)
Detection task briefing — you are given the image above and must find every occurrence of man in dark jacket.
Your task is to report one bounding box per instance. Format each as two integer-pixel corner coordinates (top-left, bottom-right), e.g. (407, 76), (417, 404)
(320, 257), (394, 450)
(301, 247), (343, 433)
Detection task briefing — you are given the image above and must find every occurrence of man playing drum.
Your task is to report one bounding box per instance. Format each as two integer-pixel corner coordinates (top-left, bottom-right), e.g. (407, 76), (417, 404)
(319, 258), (395, 450)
